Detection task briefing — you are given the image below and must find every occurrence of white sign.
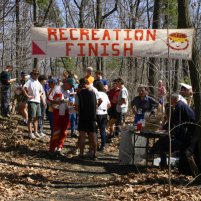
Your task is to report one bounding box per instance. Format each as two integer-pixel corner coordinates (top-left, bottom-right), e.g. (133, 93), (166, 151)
(31, 27), (194, 60)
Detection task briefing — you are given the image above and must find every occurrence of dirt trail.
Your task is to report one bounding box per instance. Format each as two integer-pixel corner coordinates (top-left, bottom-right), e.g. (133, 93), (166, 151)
(0, 115), (200, 201)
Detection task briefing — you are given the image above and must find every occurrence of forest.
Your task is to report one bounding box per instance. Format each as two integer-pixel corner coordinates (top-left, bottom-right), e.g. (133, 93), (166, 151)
(0, 0), (201, 200)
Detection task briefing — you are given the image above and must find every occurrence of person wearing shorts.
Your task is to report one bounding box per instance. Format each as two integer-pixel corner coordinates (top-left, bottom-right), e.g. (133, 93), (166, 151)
(28, 102), (41, 120)
(76, 78), (97, 159)
(107, 79), (120, 139)
(23, 69), (43, 139)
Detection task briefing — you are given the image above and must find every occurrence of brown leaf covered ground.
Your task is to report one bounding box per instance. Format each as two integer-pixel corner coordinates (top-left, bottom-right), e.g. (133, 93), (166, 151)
(0, 115), (200, 201)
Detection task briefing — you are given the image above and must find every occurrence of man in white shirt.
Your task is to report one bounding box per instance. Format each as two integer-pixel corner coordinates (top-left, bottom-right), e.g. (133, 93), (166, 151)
(115, 78), (129, 135)
(95, 82), (111, 151)
(116, 78), (128, 119)
(23, 69), (43, 139)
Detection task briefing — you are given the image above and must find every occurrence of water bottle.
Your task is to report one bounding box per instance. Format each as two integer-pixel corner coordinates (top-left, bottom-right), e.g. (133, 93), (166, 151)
(134, 108), (144, 124)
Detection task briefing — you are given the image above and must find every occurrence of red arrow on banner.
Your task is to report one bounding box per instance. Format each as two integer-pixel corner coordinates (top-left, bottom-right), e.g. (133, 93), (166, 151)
(32, 41), (46, 55)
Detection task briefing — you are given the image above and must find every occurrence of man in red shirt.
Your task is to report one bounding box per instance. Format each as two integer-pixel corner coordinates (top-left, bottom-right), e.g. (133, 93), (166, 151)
(107, 79), (120, 140)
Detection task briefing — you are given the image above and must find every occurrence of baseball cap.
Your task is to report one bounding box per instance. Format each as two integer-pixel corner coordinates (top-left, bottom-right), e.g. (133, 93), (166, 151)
(48, 78), (57, 84)
(20, 71), (26, 76)
(179, 83), (192, 90)
(63, 78), (76, 87)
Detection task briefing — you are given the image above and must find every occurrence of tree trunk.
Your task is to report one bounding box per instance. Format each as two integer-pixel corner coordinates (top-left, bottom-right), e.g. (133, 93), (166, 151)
(178, 0), (201, 171)
(96, 0), (103, 71)
(95, 0), (118, 72)
(32, 0), (53, 69)
(50, 57), (54, 75)
(16, 0), (20, 78)
(1, 4), (5, 70)
(33, 0), (38, 69)
(148, 0), (161, 96)
(74, 0), (88, 71)
(127, 0), (140, 91)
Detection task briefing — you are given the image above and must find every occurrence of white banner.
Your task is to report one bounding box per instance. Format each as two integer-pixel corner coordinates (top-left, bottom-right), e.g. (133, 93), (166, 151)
(31, 27), (194, 60)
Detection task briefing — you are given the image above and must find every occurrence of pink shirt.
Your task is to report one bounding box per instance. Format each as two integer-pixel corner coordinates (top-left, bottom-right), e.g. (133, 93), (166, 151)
(158, 86), (166, 98)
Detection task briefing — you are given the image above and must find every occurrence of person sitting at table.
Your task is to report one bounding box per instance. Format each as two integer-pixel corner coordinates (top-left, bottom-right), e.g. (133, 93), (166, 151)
(131, 85), (159, 124)
(150, 93), (195, 171)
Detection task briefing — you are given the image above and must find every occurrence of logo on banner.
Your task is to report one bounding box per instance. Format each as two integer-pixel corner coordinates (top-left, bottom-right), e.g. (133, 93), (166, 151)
(32, 41), (46, 55)
(167, 32), (189, 51)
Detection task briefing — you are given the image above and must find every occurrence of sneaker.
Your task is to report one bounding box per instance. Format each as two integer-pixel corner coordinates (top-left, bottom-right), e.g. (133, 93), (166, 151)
(34, 132), (41, 138)
(85, 151), (94, 157)
(160, 162), (168, 170)
(28, 133), (36, 139)
(106, 138), (112, 143)
(67, 147), (79, 155)
(39, 132), (46, 137)
(70, 133), (77, 138)
(21, 121), (27, 126)
(55, 147), (63, 156)
(5, 114), (10, 118)
(97, 146), (105, 152)
(90, 154), (98, 160)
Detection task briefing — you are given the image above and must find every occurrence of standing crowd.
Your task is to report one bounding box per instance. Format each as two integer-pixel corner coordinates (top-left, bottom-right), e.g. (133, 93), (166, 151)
(0, 65), (199, 173)
(0, 65), (129, 159)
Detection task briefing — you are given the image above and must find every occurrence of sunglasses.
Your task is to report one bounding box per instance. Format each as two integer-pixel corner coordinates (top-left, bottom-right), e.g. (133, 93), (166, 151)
(33, 73), (39, 75)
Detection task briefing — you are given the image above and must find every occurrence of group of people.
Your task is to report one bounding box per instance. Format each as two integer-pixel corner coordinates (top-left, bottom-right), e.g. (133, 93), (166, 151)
(130, 81), (197, 172)
(0, 65), (198, 171)
(0, 65), (129, 160)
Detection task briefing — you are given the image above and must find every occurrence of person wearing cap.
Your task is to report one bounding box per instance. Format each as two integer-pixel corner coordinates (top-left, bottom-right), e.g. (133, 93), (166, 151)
(179, 83), (193, 106)
(85, 67), (94, 85)
(0, 65), (16, 118)
(46, 77), (58, 136)
(62, 77), (78, 138)
(48, 77), (65, 152)
(56, 78), (62, 86)
(150, 93), (195, 170)
(49, 78), (77, 153)
(23, 69), (43, 139)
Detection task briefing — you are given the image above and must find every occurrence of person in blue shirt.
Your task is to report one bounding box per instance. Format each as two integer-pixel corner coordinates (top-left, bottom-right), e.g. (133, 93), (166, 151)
(68, 85), (77, 138)
(131, 85), (159, 124)
(93, 71), (109, 92)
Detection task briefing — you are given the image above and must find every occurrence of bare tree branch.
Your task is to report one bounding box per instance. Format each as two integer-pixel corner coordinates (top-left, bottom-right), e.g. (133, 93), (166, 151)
(66, 2), (77, 27)
(102, 0), (118, 20)
(73, 0), (80, 9)
(0, 1), (22, 21)
(40, 0), (54, 26)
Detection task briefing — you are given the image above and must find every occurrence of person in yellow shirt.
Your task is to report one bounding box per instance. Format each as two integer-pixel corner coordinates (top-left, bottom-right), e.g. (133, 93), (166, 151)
(85, 67), (94, 85)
